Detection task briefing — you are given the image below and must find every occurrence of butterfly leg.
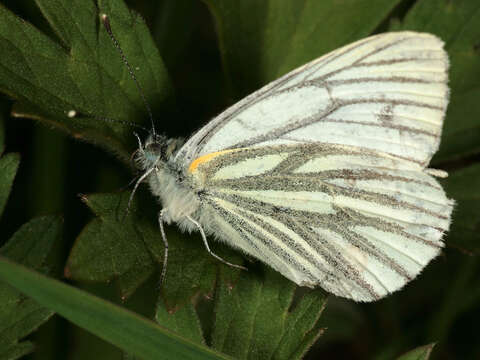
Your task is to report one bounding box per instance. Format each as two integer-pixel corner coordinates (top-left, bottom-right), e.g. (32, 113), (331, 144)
(158, 209), (169, 283)
(186, 215), (247, 271)
(124, 166), (155, 220)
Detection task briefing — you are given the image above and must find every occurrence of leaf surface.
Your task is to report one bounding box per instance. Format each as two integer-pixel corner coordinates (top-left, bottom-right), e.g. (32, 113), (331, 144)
(0, 0), (172, 161)
(396, 343), (436, 360)
(211, 268), (327, 360)
(0, 216), (61, 359)
(203, 0), (403, 99)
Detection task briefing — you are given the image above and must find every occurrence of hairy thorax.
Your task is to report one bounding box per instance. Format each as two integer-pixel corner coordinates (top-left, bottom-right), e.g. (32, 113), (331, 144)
(148, 163), (200, 226)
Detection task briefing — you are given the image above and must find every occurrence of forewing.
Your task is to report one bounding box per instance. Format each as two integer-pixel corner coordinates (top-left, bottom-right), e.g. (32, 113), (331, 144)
(192, 144), (454, 301)
(176, 32), (449, 169)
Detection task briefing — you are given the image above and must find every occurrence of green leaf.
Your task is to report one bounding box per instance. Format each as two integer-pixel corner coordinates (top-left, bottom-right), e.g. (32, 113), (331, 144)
(426, 255), (480, 344)
(0, 0), (172, 161)
(0, 110), (19, 219)
(0, 256), (231, 360)
(0, 342), (33, 360)
(0, 216), (62, 270)
(0, 152), (19, 220)
(0, 110), (4, 154)
(153, 0), (204, 72)
(0, 216), (62, 360)
(396, 343), (436, 360)
(442, 163), (480, 254)
(389, 0), (480, 163)
(203, 0), (403, 99)
(211, 267), (327, 360)
(65, 192), (160, 300)
(155, 300), (205, 345)
(272, 290), (327, 360)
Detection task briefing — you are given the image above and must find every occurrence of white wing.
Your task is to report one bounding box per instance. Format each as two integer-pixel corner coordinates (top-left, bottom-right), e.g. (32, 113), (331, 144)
(191, 144), (453, 301)
(175, 32), (449, 169)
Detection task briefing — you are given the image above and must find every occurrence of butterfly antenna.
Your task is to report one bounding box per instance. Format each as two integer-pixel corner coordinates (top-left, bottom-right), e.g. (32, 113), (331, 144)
(66, 109), (149, 133)
(94, 114), (149, 133)
(101, 14), (156, 135)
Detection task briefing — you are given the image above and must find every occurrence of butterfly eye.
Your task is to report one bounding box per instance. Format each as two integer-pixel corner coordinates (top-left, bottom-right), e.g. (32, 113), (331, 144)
(146, 143), (163, 155)
(142, 143), (167, 165)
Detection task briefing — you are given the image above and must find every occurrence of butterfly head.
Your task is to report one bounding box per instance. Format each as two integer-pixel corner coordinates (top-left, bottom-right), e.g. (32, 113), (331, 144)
(137, 133), (183, 170)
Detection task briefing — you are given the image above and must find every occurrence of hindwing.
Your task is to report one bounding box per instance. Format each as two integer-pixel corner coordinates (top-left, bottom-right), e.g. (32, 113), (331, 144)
(189, 144), (453, 301)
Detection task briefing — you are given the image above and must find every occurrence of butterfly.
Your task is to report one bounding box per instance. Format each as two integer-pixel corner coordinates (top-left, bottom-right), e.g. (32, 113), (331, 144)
(104, 16), (453, 302)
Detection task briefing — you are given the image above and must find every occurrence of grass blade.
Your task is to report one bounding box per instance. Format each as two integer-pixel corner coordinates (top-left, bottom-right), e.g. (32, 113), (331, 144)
(0, 257), (230, 360)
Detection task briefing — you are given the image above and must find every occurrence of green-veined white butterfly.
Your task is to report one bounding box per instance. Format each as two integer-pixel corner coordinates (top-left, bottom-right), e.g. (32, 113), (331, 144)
(104, 15), (453, 302)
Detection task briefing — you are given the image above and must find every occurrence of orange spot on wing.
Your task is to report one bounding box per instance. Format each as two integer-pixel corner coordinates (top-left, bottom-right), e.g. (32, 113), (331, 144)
(188, 149), (237, 173)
